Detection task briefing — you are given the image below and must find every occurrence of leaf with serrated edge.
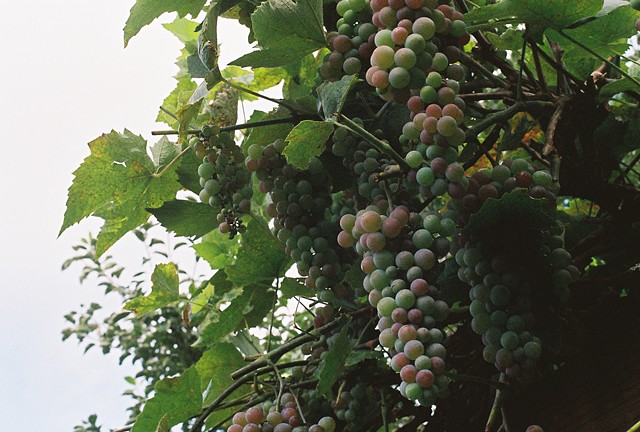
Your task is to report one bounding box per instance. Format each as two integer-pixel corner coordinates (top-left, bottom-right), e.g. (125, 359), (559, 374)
(60, 130), (181, 256)
(125, 263), (180, 316)
(131, 366), (202, 432)
(124, 0), (206, 46)
(283, 121), (334, 170)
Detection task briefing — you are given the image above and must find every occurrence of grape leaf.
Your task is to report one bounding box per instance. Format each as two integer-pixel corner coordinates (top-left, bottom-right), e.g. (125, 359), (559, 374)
(131, 366), (202, 432)
(155, 415), (169, 432)
(195, 287), (250, 347)
(314, 320), (353, 399)
(283, 121), (334, 169)
(125, 263), (180, 316)
(196, 342), (244, 395)
(252, 0), (325, 48)
(317, 74), (359, 119)
(225, 218), (291, 286)
(465, 0), (603, 39)
(231, 0), (326, 67)
(193, 230), (240, 270)
(124, 0), (206, 46)
(60, 130), (181, 257)
(464, 190), (556, 236)
(149, 200), (218, 238)
(241, 109), (294, 155)
(551, 5), (640, 78)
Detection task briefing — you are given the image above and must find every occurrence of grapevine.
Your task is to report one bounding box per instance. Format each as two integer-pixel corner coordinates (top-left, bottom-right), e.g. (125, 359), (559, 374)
(60, 0), (640, 431)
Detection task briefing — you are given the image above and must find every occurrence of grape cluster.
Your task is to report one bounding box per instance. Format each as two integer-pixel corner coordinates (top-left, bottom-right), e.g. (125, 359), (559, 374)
(445, 160), (578, 379)
(366, 1), (469, 104)
(245, 139), (348, 302)
(332, 382), (382, 428)
(226, 394), (336, 432)
(191, 127), (253, 237)
(338, 206), (452, 404)
(321, 0), (375, 81)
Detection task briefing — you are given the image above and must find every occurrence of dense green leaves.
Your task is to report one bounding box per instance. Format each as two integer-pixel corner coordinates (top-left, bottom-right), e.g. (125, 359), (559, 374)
(125, 263), (180, 316)
(131, 366), (202, 432)
(60, 130), (181, 256)
(283, 121), (334, 169)
(124, 0), (206, 46)
(193, 230), (240, 270)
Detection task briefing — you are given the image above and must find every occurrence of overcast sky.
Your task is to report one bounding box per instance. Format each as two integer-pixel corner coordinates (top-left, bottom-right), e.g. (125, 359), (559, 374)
(0, 1), (268, 430)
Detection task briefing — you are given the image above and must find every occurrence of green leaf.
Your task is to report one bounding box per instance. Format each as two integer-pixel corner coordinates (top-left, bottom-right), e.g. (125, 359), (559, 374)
(283, 51), (326, 100)
(280, 277), (311, 300)
(60, 130), (181, 256)
(241, 109), (294, 155)
(149, 200), (218, 238)
(252, 0), (325, 49)
(196, 287), (251, 347)
(345, 350), (382, 367)
(283, 121), (334, 169)
(196, 342), (244, 394)
(314, 320), (353, 399)
(162, 18), (200, 44)
(231, 0), (326, 67)
(317, 75), (359, 119)
(465, 0), (603, 39)
(151, 137), (180, 170)
(225, 217), (291, 286)
(552, 5), (640, 77)
(155, 415), (169, 432)
(599, 78), (640, 100)
(131, 366), (202, 432)
(342, 259), (365, 291)
(193, 230), (240, 270)
(231, 44), (320, 68)
(197, 4), (221, 72)
(125, 263), (180, 316)
(464, 190), (556, 236)
(124, 0), (206, 46)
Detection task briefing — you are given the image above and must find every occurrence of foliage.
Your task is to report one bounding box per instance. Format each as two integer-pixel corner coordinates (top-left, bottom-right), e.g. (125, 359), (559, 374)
(61, 0), (640, 431)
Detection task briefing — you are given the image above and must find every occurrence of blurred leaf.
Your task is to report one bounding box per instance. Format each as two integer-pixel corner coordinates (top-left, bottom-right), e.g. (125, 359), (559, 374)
(125, 263), (180, 316)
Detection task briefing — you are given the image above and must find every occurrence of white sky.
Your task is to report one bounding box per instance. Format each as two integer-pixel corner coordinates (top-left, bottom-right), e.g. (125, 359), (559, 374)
(0, 1), (273, 430)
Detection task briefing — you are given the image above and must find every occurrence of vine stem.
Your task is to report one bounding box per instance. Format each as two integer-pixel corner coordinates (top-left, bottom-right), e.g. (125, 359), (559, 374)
(485, 373), (507, 432)
(221, 77), (302, 113)
(230, 316), (346, 380)
(336, 115), (411, 171)
(151, 116), (298, 136)
(627, 419), (640, 432)
(152, 146), (191, 178)
(557, 30), (640, 89)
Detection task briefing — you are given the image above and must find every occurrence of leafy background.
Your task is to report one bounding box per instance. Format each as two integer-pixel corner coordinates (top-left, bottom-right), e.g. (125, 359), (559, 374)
(0, 2), (271, 430)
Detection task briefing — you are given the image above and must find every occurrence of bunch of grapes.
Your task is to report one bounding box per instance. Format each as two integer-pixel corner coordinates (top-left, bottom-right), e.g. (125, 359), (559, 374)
(338, 206), (452, 404)
(321, 0), (375, 81)
(332, 382), (384, 429)
(444, 159), (578, 379)
(191, 126), (253, 237)
(245, 139), (350, 302)
(226, 393), (336, 432)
